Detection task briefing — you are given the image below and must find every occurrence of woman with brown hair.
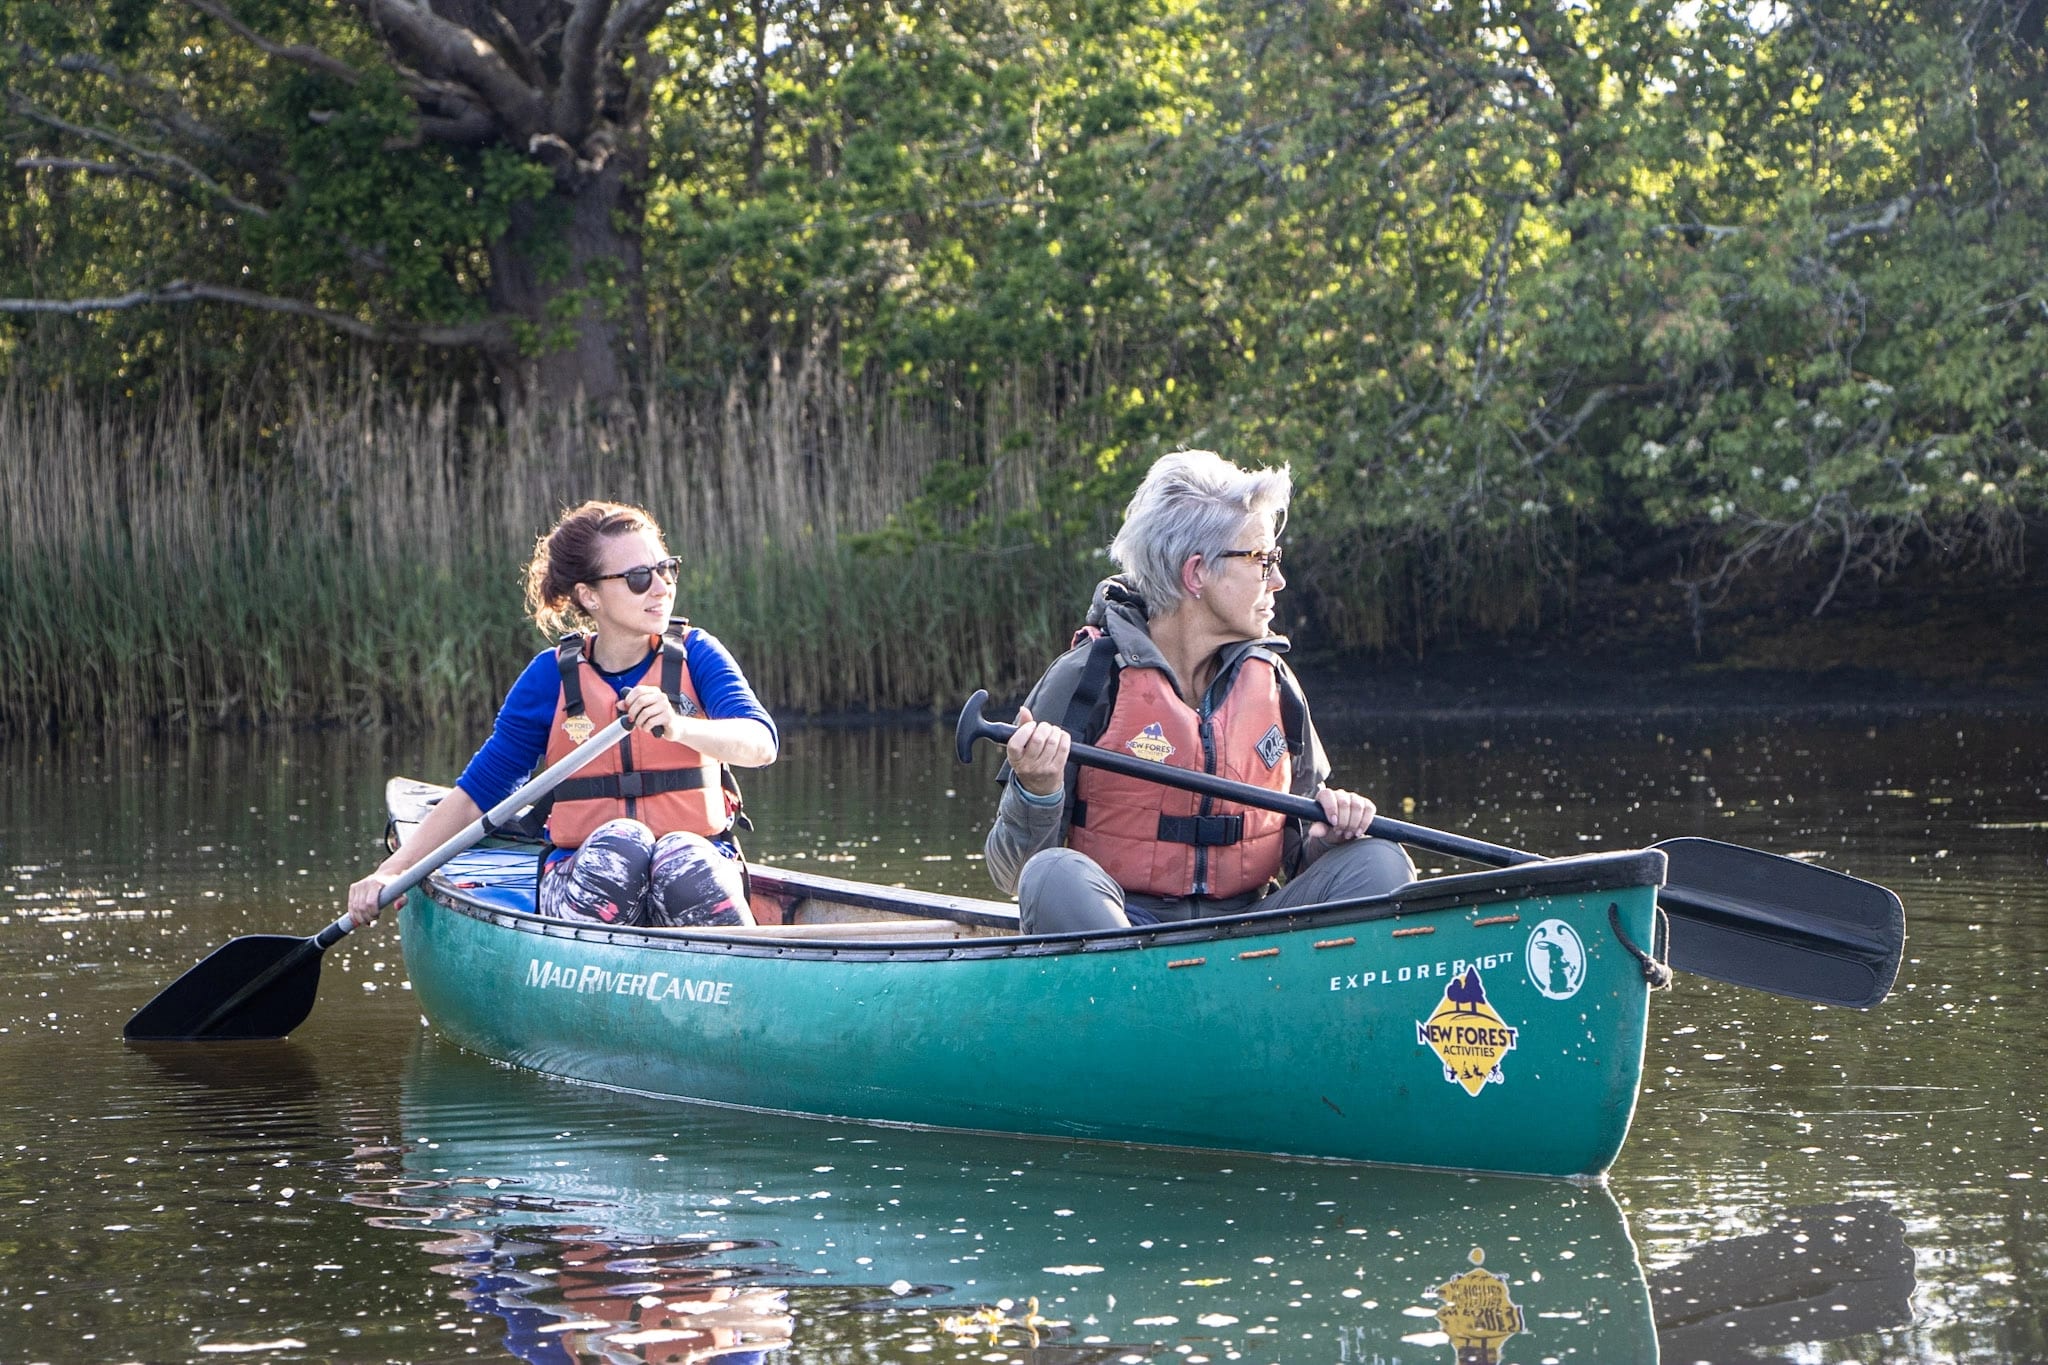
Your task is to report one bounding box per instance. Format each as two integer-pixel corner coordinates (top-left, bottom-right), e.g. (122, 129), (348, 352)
(346, 501), (777, 930)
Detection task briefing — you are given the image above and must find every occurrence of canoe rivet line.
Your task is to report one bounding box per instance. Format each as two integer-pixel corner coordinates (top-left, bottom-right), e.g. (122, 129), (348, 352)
(1472, 914), (1521, 927)
(1167, 957), (1207, 969)
(1238, 947), (1280, 960)
(1312, 937), (1356, 950)
(1390, 925), (1435, 938)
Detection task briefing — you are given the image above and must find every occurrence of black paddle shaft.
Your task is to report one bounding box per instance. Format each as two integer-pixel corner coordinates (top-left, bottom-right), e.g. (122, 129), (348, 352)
(956, 689), (1540, 865)
(955, 690), (1904, 1008)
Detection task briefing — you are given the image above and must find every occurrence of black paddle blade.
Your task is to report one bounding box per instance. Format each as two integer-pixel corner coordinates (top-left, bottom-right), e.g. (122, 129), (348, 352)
(1655, 838), (1905, 1009)
(122, 934), (327, 1041)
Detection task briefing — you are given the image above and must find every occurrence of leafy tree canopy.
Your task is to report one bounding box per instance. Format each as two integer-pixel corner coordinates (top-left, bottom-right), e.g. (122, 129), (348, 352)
(3, 0), (2043, 647)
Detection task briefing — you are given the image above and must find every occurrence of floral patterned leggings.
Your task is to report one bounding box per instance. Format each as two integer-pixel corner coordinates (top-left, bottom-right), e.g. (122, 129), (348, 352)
(537, 819), (751, 928)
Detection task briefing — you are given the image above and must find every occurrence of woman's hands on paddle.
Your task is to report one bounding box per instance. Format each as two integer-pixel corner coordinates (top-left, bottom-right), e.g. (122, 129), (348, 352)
(344, 784), (486, 928)
(619, 690), (779, 766)
(345, 872), (396, 928)
(619, 683), (682, 739)
(1310, 786), (1376, 843)
(1005, 705), (1071, 798)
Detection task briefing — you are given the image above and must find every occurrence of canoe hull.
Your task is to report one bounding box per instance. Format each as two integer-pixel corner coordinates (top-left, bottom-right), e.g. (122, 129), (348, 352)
(399, 849), (1662, 1178)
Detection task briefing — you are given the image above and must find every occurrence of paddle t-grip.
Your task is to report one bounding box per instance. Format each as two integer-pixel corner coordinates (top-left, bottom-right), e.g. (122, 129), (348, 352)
(615, 699), (666, 739)
(955, 689), (1003, 764)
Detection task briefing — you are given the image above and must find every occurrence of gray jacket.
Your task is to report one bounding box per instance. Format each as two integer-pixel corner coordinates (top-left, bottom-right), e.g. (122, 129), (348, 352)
(982, 576), (1335, 920)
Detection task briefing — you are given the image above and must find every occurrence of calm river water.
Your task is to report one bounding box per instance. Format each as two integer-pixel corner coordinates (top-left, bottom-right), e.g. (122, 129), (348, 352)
(2, 702), (2043, 1365)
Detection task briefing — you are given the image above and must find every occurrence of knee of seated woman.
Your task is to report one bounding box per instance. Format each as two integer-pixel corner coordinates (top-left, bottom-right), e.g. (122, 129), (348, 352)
(585, 818), (659, 853)
(1335, 835), (1417, 886)
(649, 846), (749, 928)
(1017, 846), (1105, 895)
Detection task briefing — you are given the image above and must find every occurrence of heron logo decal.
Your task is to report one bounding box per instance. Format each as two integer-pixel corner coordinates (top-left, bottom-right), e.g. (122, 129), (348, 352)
(1431, 1247), (1524, 1364)
(1417, 968), (1518, 1096)
(1525, 918), (1587, 1001)
(1125, 723), (1176, 763)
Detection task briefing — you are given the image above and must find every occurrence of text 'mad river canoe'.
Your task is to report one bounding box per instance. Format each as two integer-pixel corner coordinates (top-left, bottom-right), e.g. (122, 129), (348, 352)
(388, 780), (1668, 1181)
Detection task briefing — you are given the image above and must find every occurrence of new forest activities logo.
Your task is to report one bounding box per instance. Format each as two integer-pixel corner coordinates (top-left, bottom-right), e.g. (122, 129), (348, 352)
(1125, 723), (1176, 763)
(1417, 968), (1518, 1096)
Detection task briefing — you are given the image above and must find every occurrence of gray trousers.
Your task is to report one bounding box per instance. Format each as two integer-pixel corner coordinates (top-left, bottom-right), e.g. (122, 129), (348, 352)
(1016, 837), (1417, 935)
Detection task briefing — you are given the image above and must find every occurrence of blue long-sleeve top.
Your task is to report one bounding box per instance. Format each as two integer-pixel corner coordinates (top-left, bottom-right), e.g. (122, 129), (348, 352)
(454, 628), (777, 817)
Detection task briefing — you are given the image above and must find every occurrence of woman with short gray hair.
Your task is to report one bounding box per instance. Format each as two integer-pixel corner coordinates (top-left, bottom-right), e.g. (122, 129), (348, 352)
(1106, 451), (1292, 610)
(984, 449), (1413, 933)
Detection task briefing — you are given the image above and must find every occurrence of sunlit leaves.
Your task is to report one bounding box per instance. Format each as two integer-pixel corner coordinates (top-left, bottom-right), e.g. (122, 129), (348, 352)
(3, 0), (2042, 644)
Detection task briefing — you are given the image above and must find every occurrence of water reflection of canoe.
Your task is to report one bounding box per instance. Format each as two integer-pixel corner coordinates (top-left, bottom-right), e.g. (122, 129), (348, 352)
(390, 779), (1666, 1179)
(378, 1037), (1658, 1363)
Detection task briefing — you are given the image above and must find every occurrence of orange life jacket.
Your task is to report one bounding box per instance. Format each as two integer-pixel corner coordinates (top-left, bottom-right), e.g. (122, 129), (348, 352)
(1066, 648), (1300, 899)
(542, 621), (734, 848)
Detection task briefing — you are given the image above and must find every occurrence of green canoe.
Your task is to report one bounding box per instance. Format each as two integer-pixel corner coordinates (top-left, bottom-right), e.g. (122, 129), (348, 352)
(390, 780), (1666, 1180)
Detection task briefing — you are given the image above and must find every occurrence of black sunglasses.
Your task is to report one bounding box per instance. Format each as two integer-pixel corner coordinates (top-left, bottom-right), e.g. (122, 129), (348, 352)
(591, 557), (681, 594)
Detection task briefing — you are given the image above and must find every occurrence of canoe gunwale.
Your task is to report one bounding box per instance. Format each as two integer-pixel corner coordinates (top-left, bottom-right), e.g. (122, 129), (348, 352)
(418, 847), (1667, 965)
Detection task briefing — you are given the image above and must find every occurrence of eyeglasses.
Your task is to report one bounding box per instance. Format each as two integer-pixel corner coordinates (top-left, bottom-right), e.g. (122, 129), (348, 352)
(591, 557), (681, 594)
(1215, 546), (1284, 582)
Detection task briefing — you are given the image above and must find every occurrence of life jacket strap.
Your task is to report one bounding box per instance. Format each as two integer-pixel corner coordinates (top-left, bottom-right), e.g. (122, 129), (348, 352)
(662, 614), (753, 831)
(1156, 812), (1245, 847)
(553, 768), (713, 802)
(1060, 632), (1122, 742)
(1074, 801), (1246, 847)
(660, 617), (690, 708)
(557, 633), (588, 718)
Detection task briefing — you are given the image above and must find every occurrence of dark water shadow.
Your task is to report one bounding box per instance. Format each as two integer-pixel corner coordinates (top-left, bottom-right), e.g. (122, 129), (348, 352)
(1652, 1199), (1917, 1363)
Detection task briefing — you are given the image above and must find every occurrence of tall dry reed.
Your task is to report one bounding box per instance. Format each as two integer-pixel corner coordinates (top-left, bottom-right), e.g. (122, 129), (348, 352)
(0, 359), (1109, 734)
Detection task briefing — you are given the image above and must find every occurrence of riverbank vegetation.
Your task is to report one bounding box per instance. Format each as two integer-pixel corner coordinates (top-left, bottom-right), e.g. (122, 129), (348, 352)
(3, 0), (2043, 732)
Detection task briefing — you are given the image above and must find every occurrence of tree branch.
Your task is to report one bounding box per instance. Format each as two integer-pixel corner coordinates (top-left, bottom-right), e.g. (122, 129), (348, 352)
(556, 0), (617, 145)
(600, 0), (671, 56)
(477, 7), (547, 88)
(5, 92), (271, 218)
(405, 107), (502, 146)
(344, 0), (547, 140)
(1654, 189), (1932, 252)
(1654, 222), (1744, 242)
(48, 49), (280, 178)
(177, 0), (366, 85)
(12, 155), (273, 218)
(0, 280), (510, 349)
(1825, 190), (1925, 247)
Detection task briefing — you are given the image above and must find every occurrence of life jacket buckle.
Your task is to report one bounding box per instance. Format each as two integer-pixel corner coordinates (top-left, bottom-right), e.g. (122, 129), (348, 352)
(1157, 813), (1245, 847)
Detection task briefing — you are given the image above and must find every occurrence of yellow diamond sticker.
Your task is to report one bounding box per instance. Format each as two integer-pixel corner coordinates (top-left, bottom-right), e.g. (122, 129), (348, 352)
(1416, 967), (1517, 1096)
(1125, 722), (1176, 763)
(1433, 1247), (1523, 1364)
(562, 714), (595, 743)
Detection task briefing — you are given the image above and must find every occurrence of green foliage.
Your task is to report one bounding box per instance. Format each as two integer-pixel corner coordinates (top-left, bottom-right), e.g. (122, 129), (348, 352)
(3, 0), (2044, 717)
(247, 69), (542, 324)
